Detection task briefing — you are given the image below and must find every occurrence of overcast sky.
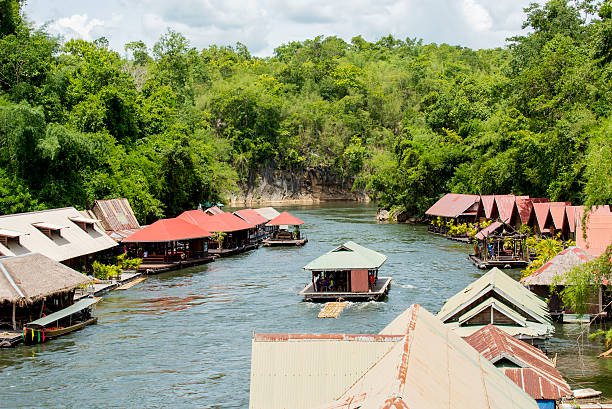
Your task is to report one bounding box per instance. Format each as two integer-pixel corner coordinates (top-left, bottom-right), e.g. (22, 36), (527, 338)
(23, 0), (534, 57)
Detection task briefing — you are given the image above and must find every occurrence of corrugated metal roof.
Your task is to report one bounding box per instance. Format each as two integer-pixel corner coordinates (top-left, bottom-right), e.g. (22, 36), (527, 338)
(122, 218), (212, 243)
(576, 209), (612, 257)
(250, 304), (538, 409)
(515, 197), (533, 225)
(425, 193), (480, 218)
(28, 297), (98, 327)
(480, 195), (497, 219)
(266, 211), (304, 226)
(92, 198), (140, 232)
(253, 207), (281, 221)
(445, 322), (552, 339)
(0, 207), (117, 262)
(465, 325), (572, 400)
(521, 246), (594, 286)
(178, 210), (255, 233)
(303, 241), (387, 271)
(475, 221), (503, 240)
(495, 195), (517, 224)
(233, 209), (268, 226)
(437, 267), (552, 326)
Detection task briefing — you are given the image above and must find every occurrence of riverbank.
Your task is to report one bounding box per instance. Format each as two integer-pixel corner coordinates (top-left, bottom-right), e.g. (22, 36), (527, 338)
(1, 203), (610, 408)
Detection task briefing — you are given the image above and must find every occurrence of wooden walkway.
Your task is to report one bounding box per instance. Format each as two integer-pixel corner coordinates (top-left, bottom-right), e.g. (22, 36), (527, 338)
(318, 302), (349, 318)
(115, 277), (146, 290)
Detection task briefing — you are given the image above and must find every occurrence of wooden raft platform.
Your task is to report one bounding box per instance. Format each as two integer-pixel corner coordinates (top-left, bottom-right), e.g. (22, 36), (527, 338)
(468, 254), (529, 269)
(318, 302), (349, 318)
(115, 277), (146, 290)
(263, 238), (308, 247)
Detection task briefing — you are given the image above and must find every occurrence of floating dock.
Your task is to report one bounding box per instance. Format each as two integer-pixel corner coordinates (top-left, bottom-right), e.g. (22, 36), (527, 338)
(318, 302), (349, 318)
(468, 254), (529, 269)
(115, 277), (146, 290)
(263, 238), (308, 247)
(300, 277), (392, 302)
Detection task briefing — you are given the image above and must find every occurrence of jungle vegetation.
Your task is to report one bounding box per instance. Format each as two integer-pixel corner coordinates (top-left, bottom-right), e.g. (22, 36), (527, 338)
(0, 0), (611, 222)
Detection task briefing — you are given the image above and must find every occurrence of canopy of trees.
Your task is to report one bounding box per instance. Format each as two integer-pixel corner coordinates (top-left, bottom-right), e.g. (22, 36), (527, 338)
(0, 0), (610, 222)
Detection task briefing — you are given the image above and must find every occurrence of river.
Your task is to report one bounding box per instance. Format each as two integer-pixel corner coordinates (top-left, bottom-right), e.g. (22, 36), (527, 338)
(1, 203), (610, 408)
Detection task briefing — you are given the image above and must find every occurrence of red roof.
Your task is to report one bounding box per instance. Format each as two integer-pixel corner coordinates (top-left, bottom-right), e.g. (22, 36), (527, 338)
(515, 197), (533, 224)
(122, 218), (212, 243)
(465, 325), (572, 400)
(233, 209), (268, 226)
(480, 195), (496, 219)
(266, 211), (304, 226)
(475, 221), (503, 240)
(548, 206), (567, 230)
(425, 194), (480, 218)
(178, 210), (254, 232)
(495, 195), (517, 224)
(564, 205), (582, 233)
(576, 209), (612, 257)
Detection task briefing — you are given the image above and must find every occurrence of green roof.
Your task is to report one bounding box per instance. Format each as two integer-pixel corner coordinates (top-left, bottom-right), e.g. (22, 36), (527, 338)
(458, 298), (527, 327)
(437, 267), (552, 326)
(27, 297), (98, 328)
(303, 241), (387, 271)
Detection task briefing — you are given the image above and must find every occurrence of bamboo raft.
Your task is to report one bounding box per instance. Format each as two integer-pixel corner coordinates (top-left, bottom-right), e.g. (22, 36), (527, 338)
(318, 302), (349, 318)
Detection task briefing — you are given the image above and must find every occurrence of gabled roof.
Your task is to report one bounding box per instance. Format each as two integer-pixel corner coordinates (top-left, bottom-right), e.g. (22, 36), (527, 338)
(178, 210), (255, 233)
(495, 195), (518, 224)
(480, 195), (497, 219)
(266, 211), (304, 226)
(515, 197), (534, 224)
(233, 209), (268, 226)
(249, 305), (538, 409)
(0, 253), (91, 304)
(565, 205), (583, 233)
(548, 205), (567, 230)
(521, 246), (594, 286)
(425, 193), (480, 218)
(0, 207), (117, 262)
(254, 207), (281, 221)
(475, 221), (503, 240)
(532, 202), (571, 233)
(92, 198), (140, 231)
(465, 325), (572, 400)
(122, 218), (212, 243)
(303, 241), (387, 271)
(458, 298), (527, 327)
(437, 267), (552, 326)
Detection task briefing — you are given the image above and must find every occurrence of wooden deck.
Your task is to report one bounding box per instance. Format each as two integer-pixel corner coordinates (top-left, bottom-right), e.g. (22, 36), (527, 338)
(299, 277), (392, 302)
(318, 302), (349, 318)
(0, 331), (22, 348)
(468, 254), (529, 269)
(263, 238), (308, 247)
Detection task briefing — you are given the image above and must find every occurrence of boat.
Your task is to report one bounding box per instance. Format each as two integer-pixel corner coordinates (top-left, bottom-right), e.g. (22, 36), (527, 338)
(299, 241), (392, 302)
(22, 297), (99, 344)
(262, 212), (308, 247)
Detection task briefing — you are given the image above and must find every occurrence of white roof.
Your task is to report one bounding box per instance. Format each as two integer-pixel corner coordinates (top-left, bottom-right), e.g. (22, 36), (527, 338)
(249, 305), (538, 409)
(0, 228), (25, 237)
(69, 215), (101, 224)
(0, 207), (117, 262)
(254, 207), (281, 221)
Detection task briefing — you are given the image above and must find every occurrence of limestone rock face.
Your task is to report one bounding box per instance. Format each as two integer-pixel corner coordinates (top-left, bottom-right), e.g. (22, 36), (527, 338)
(228, 167), (369, 205)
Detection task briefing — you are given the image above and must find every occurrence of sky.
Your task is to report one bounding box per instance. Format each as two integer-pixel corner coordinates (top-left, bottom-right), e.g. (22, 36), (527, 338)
(23, 0), (534, 57)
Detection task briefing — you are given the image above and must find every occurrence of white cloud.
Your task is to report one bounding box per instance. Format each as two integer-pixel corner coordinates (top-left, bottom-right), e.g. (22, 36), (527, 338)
(460, 0), (493, 32)
(49, 14), (105, 40)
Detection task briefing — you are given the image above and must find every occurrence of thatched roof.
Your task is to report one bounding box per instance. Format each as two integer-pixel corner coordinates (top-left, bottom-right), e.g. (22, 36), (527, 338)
(521, 246), (594, 286)
(0, 253), (91, 305)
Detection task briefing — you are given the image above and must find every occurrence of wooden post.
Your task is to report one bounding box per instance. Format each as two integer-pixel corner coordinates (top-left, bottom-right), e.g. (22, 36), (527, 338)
(39, 298), (45, 318)
(12, 302), (16, 331)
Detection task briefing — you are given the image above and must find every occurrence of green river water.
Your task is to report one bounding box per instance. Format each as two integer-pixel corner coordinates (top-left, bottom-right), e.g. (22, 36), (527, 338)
(1, 203), (610, 408)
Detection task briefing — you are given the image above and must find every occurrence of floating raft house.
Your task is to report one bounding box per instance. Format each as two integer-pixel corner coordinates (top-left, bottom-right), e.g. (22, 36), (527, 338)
(263, 211), (307, 246)
(438, 267), (554, 346)
(299, 241), (391, 302)
(249, 304), (538, 409)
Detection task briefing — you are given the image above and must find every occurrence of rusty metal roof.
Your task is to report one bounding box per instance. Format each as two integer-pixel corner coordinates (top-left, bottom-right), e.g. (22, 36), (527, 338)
(249, 304), (538, 409)
(204, 206), (224, 215)
(254, 207), (281, 221)
(515, 197), (533, 225)
(521, 246), (594, 286)
(425, 193), (480, 218)
(465, 325), (572, 400)
(92, 198), (140, 232)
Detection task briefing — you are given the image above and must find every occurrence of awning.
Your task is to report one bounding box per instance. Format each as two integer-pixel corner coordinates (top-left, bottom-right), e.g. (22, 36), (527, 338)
(69, 216), (101, 224)
(32, 222), (65, 231)
(27, 298), (98, 328)
(0, 228), (25, 238)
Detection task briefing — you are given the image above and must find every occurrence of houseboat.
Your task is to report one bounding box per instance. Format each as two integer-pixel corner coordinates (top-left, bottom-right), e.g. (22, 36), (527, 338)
(298, 241), (391, 302)
(0, 253), (96, 347)
(262, 211), (307, 246)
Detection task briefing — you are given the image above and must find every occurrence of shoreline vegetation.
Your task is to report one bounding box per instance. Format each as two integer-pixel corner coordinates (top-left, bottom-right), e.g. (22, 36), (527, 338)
(0, 0), (610, 226)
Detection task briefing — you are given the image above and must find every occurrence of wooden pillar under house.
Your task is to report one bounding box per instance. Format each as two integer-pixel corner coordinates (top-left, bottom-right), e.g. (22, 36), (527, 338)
(12, 302), (16, 330)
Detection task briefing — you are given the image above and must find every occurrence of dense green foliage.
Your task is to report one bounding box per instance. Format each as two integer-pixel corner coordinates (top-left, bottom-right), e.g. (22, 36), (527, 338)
(0, 0), (610, 221)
